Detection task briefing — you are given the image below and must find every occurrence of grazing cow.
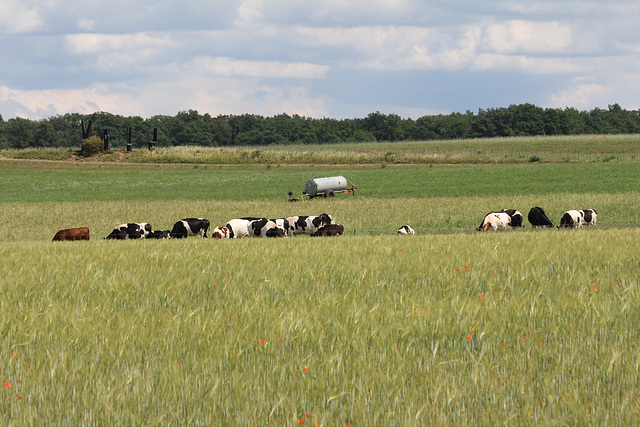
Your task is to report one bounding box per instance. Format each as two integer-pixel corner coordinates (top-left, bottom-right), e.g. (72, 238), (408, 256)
(170, 218), (210, 239)
(247, 218), (287, 238)
(528, 206), (554, 228)
(53, 227), (90, 241)
(310, 224), (344, 237)
(105, 223), (151, 239)
(211, 226), (230, 239)
(559, 209), (597, 228)
(397, 225), (415, 235)
(500, 209), (523, 228)
(225, 219), (252, 239)
(581, 209), (597, 226)
(147, 230), (171, 239)
(285, 213), (333, 236)
(476, 212), (511, 232)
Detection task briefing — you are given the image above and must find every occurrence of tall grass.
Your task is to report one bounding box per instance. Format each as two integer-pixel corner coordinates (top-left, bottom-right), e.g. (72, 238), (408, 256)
(2, 134), (640, 165)
(0, 192), (639, 241)
(1, 230), (639, 424)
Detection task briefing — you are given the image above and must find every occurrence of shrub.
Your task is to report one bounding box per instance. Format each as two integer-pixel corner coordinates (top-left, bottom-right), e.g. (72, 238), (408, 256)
(529, 155), (540, 162)
(81, 136), (104, 157)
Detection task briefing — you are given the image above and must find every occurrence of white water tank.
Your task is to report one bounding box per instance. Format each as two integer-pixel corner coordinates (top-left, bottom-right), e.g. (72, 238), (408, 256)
(305, 176), (348, 197)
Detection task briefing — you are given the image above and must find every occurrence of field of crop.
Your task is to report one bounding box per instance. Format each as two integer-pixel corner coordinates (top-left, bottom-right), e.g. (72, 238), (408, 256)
(1, 136), (640, 424)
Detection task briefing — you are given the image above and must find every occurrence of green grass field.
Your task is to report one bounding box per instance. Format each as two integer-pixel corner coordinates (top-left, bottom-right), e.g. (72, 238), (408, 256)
(1, 137), (640, 424)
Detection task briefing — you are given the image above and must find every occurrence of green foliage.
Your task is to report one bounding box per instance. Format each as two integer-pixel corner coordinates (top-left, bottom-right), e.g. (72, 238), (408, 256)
(81, 135), (104, 157)
(2, 104), (640, 149)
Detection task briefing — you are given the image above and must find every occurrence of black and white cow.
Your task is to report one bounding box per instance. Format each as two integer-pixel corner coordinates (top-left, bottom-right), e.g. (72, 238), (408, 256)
(270, 218), (295, 237)
(581, 209), (597, 226)
(397, 225), (415, 235)
(247, 218), (287, 238)
(528, 206), (554, 228)
(105, 222), (151, 239)
(170, 218), (210, 238)
(225, 219), (251, 239)
(147, 230), (171, 239)
(285, 214), (333, 236)
(559, 209), (597, 228)
(500, 209), (523, 228)
(476, 212), (511, 232)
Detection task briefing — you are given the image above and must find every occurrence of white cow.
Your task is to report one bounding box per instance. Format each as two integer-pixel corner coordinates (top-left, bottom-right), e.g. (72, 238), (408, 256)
(476, 212), (511, 232)
(225, 219), (252, 239)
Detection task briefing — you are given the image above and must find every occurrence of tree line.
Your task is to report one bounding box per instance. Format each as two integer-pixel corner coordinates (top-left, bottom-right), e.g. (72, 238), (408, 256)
(1, 103), (639, 150)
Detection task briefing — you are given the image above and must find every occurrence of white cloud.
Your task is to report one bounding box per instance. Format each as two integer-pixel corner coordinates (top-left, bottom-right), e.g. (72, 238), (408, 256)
(482, 20), (573, 54)
(65, 33), (179, 55)
(0, 1), (43, 34)
(0, 84), (144, 118)
(236, 0), (265, 25)
(472, 54), (588, 74)
(191, 57), (329, 79)
(548, 83), (610, 110)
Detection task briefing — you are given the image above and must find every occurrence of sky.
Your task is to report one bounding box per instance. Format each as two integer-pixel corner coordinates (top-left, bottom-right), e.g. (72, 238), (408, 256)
(1, 0), (639, 121)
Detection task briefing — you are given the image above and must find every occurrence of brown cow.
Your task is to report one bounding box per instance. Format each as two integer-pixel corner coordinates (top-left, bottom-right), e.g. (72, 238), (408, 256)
(310, 224), (344, 237)
(52, 227), (90, 241)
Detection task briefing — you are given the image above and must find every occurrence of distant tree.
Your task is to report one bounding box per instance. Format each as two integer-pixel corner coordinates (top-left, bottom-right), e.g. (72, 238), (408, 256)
(33, 122), (56, 147)
(4, 117), (36, 148)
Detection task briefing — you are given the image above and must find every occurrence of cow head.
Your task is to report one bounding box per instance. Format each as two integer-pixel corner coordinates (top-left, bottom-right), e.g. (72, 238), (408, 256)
(212, 226), (230, 239)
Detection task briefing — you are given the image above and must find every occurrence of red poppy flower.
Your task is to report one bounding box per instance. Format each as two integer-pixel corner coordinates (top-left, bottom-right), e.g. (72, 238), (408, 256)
(3, 382), (10, 389)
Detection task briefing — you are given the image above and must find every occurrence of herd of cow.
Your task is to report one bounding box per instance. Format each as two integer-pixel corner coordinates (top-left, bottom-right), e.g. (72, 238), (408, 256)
(50, 207), (598, 241)
(476, 206), (598, 231)
(52, 214), (341, 241)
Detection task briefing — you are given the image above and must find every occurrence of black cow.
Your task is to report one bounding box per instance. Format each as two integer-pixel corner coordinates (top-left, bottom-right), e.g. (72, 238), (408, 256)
(528, 206), (554, 228)
(170, 218), (210, 239)
(147, 230), (171, 239)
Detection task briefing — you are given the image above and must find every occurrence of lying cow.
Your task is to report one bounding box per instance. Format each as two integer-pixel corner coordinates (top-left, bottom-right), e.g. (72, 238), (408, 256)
(476, 212), (511, 232)
(53, 227), (90, 241)
(397, 225), (415, 235)
(528, 206), (554, 227)
(225, 219), (251, 239)
(225, 218), (286, 238)
(500, 209), (523, 228)
(211, 226), (230, 239)
(170, 218), (210, 239)
(147, 230), (171, 239)
(247, 218), (287, 238)
(286, 213), (333, 236)
(271, 218), (295, 237)
(559, 209), (597, 228)
(105, 223), (151, 239)
(310, 224), (344, 237)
